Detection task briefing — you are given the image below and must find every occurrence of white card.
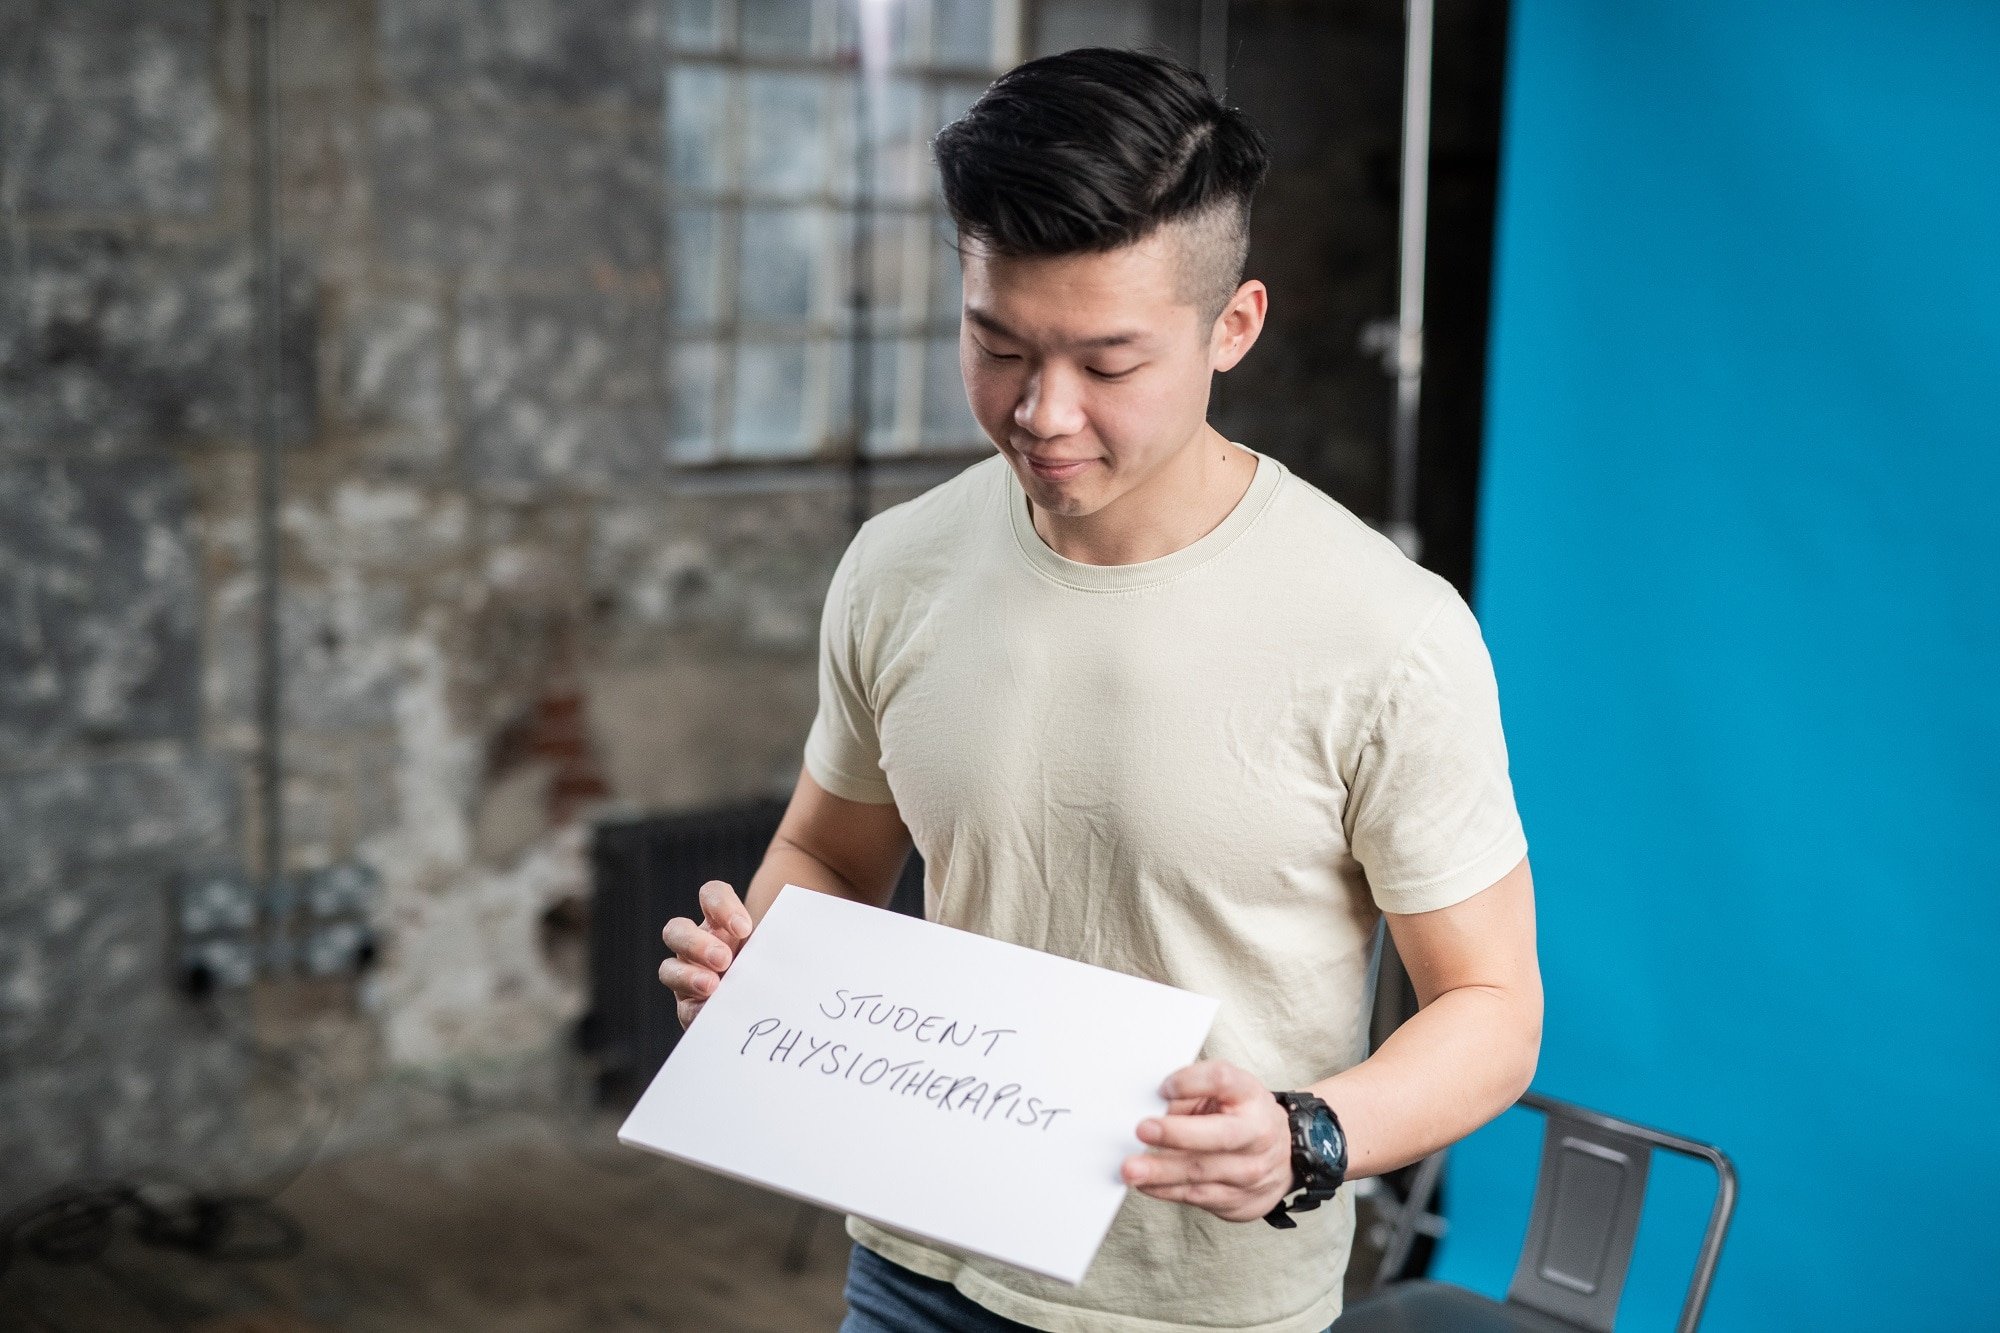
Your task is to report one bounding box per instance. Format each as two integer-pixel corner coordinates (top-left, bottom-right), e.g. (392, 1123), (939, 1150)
(617, 884), (1219, 1285)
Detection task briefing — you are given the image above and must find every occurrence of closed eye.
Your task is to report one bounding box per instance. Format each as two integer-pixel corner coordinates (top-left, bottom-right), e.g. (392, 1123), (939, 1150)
(1089, 365), (1141, 381)
(973, 339), (1020, 362)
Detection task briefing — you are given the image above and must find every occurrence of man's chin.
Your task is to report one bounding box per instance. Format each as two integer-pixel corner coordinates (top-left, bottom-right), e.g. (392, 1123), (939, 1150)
(1019, 471), (1099, 517)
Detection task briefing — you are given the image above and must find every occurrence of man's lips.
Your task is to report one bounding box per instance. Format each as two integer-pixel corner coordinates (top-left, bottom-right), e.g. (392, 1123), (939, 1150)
(1023, 455), (1096, 480)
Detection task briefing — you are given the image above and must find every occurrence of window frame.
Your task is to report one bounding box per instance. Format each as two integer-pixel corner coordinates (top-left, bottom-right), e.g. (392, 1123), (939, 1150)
(664, 0), (1025, 469)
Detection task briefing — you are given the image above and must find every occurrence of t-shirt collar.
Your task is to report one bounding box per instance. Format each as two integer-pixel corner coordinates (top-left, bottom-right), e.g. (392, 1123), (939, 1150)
(1004, 446), (1285, 593)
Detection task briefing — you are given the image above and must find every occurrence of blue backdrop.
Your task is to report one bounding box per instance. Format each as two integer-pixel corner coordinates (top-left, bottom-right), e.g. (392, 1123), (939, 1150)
(1438, 3), (2000, 1328)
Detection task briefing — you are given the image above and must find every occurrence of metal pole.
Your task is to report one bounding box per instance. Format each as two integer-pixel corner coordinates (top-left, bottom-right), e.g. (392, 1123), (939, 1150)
(848, 72), (874, 534)
(249, 0), (288, 973)
(1359, 3), (1443, 1287)
(849, 0), (893, 534)
(1363, 0), (1440, 1204)
(1386, 0), (1434, 561)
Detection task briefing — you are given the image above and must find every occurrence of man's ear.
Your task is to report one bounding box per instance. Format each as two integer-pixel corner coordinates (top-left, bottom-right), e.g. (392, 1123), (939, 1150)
(1210, 279), (1268, 372)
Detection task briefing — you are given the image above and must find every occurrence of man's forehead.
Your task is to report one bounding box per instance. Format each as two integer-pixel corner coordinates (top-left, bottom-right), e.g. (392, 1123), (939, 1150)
(959, 234), (1196, 345)
(964, 305), (1153, 350)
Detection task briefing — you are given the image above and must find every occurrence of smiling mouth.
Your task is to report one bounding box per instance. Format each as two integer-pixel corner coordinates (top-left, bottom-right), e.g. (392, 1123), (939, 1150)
(1023, 455), (1095, 480)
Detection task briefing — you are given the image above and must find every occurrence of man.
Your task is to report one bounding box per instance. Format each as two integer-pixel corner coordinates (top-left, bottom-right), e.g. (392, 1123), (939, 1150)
(660, 48), (1540, 1333)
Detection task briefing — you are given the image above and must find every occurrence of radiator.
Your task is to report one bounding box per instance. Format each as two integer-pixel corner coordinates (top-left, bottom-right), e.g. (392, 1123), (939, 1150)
(585, 800), (924, 1107)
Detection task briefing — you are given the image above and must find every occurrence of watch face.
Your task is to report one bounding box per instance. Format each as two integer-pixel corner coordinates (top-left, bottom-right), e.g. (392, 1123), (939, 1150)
(1304, 1108), (1343, 1163)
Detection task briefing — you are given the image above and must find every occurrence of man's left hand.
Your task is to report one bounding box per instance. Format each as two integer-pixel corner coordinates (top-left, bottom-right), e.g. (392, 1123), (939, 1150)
(1122, 1060), (1294, 1223)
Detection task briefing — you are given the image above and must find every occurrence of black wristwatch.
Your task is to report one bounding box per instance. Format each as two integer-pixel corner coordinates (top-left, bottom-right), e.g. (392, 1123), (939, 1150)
(1264, 1090), (1347, 1229)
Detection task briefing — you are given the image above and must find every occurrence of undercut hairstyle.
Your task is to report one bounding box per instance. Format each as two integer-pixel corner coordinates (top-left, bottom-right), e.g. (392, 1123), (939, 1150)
(933, 47), (1272, 323)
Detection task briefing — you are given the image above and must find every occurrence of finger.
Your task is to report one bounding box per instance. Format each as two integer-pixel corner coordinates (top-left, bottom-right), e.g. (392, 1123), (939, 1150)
(658, 957), (717, 997)
(1133, 1180), (1243, 1212)
(1160, 1060), (1263, 1108)
(1135, 1179), (1271, 1223)
(1122, 1150), (1263, 1191)
(658, 957), (720, 1000)
(1137, 1111), (1260, 1155)
(676, 996), (703, 1030)
(698, 880), (753, 946)
(662, 917), (732, 971)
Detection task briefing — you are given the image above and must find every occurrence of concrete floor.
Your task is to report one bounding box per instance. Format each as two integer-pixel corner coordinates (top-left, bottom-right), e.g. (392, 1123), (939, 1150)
(0, 1112), (851, 1332)
(2, 1111), (1405, 1331)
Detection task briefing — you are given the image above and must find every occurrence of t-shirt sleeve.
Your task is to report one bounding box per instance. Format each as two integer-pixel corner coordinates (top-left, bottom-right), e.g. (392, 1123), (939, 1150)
(802, 529), (897, 804)
(1346, 590), (1528, 915)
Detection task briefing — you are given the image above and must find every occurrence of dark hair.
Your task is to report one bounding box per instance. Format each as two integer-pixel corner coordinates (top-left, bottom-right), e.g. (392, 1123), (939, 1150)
(933, 47), (1270, 317)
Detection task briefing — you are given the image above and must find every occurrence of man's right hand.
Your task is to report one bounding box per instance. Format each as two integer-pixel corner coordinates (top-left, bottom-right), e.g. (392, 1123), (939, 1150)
(659, 880), (755, 1029)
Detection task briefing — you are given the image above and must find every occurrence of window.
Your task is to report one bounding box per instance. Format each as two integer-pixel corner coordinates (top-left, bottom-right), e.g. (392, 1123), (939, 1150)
(665, 0), (1023, 465)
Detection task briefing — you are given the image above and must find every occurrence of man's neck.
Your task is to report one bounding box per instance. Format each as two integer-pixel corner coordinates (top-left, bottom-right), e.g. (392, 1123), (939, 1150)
(1030, 426), (1258, 567)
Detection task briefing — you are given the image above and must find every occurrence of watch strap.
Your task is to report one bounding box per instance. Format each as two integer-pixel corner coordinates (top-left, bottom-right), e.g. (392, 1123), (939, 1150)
(1263, 1090), (1347, 1229)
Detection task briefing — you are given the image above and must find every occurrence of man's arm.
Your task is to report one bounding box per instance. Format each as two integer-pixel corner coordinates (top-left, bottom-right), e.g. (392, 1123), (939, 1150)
(745, 767), (913, 919)
(660, 768), (913, 1027)
(1125, 856), (1541, 1218)
(1309, 854), (1541, 1177)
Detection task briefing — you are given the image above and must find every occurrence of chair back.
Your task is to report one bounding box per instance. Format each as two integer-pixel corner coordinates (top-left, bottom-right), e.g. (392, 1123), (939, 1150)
(1506, 1092), (1738, 1333)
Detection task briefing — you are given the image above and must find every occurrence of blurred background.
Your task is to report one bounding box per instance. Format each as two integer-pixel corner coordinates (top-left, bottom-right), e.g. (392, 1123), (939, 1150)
(1, 1), (1993, 1330)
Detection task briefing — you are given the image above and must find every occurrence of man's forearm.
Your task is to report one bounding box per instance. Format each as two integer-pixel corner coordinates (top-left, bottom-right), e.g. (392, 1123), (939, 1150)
(742, 835), (892, 922)
(1308, 982), (1540, 1181)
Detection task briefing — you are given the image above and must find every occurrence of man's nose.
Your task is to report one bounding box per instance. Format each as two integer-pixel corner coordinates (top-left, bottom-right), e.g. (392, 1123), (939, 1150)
(1014, 367), (1087, 440)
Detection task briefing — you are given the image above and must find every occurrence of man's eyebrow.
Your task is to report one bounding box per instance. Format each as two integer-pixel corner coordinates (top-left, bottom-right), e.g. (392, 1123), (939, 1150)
(965, 307), (1151, 351)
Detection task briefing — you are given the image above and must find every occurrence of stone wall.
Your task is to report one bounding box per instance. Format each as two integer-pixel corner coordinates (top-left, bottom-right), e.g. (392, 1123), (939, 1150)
(1, 0), (263, 1206)
(0, 0), (1504, 1206)
(0, 0), (888, 1205)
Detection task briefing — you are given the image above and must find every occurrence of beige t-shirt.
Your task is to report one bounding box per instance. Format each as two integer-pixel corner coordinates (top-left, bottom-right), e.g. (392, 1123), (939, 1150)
(804, 448), (1527, 1333)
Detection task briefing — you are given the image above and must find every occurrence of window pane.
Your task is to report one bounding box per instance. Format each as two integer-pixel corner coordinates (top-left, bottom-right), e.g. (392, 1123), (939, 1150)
(934, 76), (989, 136)
(665, 0), (999, 470)
(668, 341), (722, 462)
(831, 0), (859, 57)
(1032, 0), (1153, 58)
(921, 334), (978, 445)
(668, 66), (732, 191)
(867, 76), (926, 204)
(741, 0), (814, 57)
(929, 79), (989, 202)
(815, 207), (851, 325)
(926, 223), (962, 326)
(868, 336), (902, 454)
(890, 0), (926, 64)
(667, 0), (725, 52)
(932, 0), (995, 67)
(670, 207), (724, 327)
(739, 207), (820, 323)
(743, 71), (830, 197)
(733, 341), (812, 457)
(830, 335), (903, 454)
(827, 76), (859, 201)
(848, 209), (918, 330)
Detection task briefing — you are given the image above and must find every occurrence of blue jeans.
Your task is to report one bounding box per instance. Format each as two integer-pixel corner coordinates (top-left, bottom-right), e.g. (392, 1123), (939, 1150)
(840, 1243), (1042, 1332)
(839, 1242), (1336, 1332)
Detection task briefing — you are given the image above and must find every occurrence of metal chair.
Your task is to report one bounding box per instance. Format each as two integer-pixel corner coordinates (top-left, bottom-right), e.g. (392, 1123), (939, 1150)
(1335, 1091), (1738, 1333)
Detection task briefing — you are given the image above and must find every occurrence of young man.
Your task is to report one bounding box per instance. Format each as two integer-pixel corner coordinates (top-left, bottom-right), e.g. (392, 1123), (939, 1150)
(660, 48), (1540, 1333)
